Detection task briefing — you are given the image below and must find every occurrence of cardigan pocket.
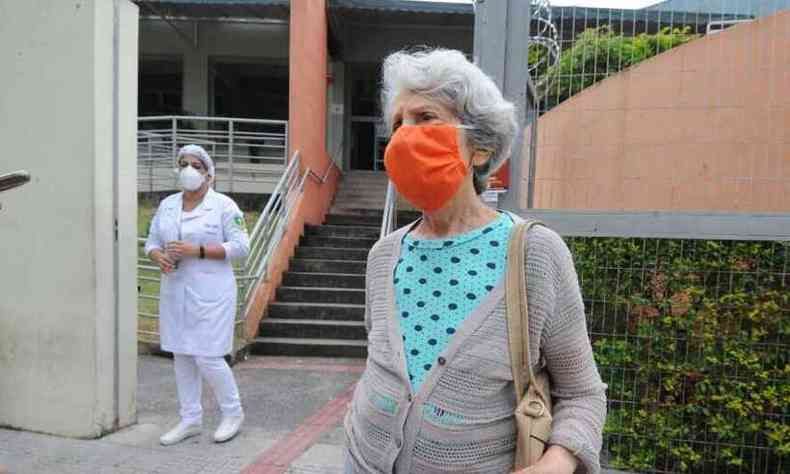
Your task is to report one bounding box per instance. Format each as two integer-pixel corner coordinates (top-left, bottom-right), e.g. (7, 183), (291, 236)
(425, 354), (516, 424)
(344, 400), (387, 474)
(420, 401), (513, 431)
(349, 379), (399, 468)
(359, 377), (399, 418)
(410, 420), (517, 473)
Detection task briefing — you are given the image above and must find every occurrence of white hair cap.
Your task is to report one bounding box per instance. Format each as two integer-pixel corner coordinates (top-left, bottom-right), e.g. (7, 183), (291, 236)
(177, 144), (215, 177)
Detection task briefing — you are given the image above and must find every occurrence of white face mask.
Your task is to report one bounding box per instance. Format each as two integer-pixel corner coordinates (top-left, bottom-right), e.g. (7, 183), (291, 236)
(178, 166), (205, 191)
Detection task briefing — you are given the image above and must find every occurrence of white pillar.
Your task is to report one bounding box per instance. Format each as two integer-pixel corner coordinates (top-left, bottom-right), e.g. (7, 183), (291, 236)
(0, 0), (138, 437)
(182, 41), (209, 115)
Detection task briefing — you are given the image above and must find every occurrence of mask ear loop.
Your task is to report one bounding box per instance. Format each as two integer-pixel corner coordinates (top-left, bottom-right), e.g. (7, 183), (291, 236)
(453, 124), (479, 172)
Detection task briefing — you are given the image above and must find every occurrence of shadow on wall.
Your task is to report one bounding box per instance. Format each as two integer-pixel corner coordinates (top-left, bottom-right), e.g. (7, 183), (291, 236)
(525, 9), (790, 212)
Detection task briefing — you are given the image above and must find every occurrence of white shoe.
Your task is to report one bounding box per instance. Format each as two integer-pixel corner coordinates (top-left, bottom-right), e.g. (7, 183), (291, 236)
(213, 414), (244, 443)
(159, 421), (201, 446)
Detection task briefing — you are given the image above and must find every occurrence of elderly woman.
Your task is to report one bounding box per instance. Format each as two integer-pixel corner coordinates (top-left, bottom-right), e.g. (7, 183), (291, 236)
(145, 144), (250, 446)
(343, 49), (606, 473)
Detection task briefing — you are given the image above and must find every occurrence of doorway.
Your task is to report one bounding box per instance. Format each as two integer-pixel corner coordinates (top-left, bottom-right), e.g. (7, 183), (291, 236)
(347, 63), (388, 171)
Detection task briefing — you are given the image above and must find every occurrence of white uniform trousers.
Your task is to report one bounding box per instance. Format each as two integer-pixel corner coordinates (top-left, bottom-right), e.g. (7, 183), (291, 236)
(173, 353), (243, 425)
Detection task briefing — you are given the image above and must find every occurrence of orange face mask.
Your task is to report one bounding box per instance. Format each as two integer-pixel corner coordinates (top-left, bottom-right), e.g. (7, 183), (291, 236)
(383, 124), (470, 212)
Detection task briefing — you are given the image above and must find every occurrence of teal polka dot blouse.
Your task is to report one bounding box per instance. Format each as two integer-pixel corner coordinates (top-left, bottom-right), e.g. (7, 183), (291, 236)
(394, 212), (514, 391)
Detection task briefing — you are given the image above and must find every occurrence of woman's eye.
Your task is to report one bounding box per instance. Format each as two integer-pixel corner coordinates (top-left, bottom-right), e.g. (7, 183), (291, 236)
(419, 113), (435, 122)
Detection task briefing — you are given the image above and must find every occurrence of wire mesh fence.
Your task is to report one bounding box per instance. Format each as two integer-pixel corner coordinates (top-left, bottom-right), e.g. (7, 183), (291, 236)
(562, 234), (789, 473)
(523, 0), (790, 212)
(530, 0), (790, 113)
(521, 1), (790, 469)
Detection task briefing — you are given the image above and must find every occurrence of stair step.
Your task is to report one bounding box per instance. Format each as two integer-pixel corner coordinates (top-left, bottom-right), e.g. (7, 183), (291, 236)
(250, 337), (367, 358)
(341, 174), (388, 181)
(304, 224), (380, 239)
(336, 189), (386, 195)
(341, 174), (388, 180)
(328, 208), (421, 219)
(300, 235), (377, 249)
(294, 247), (369, 260)
(335, 189), (387, 196)
(276, 286), (366, 305)
(325, 214), (382, 226)
(332, 200), (387, 208)
(328, 208), (385, 218)
(335, 190), (387, 198)
(260, 318), (367, 340)
(282, 272), (365, 289)
(331, 203), (387, 210)
(266, 301), (365, 321)
(336, 185), (387, 191)
(330, 202), (384, 212)
(289, 258), (366, 274)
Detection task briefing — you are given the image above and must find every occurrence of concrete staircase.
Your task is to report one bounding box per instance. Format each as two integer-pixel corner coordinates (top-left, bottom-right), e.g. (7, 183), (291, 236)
(331, 170), (389, 212)
(251, 171), (419, 358)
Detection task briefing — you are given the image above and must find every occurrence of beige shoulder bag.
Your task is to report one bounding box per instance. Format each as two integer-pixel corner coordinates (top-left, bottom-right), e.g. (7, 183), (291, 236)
(506, 220), (553, 470)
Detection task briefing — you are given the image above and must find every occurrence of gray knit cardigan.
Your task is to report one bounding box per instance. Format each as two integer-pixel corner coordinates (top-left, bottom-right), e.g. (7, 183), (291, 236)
(344, 215), (607, 473)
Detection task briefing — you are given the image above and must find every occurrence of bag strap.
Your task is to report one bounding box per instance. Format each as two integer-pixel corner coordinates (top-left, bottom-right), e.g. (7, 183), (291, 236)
(506, 220), (543, 400)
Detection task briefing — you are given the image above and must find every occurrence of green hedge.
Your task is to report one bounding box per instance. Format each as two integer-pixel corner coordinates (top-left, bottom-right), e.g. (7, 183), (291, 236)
(533, 26), (699, 109)
(568, 238), (789, 473)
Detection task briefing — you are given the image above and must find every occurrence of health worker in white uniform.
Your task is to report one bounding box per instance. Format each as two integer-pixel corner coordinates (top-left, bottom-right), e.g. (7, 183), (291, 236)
(144, 144), (250, 446)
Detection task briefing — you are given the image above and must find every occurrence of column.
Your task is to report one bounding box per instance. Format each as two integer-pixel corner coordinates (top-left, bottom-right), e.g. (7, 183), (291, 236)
(0, 0), (138, 437)
(183, 44), (209, 115)
(289, 0), (337, 224)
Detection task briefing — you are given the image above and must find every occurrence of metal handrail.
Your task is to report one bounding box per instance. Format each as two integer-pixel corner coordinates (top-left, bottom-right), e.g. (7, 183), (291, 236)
(140, 115), (288, 126)
(137, 151), (307, 349)
(137, 115), (288, 193)
(380, 180), (398, 239)
(706, 19), (753, 34)
(0, 170), (31, 193)
(242, 152), (306, 304)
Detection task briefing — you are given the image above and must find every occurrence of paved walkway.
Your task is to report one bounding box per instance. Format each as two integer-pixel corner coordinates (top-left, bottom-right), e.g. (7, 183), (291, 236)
(0, 355), (627, 474)
(0, 355), (361, 474)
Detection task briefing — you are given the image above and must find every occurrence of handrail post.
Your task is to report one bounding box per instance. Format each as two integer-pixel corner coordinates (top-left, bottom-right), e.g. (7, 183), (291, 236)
(148, 140), (153, 193)
(171, 116), (177, 161)
(228, 119), (234, 193)
(380, 180), (398, 240)
(171, 117), (178, 188)
(283, 122), (288, 165)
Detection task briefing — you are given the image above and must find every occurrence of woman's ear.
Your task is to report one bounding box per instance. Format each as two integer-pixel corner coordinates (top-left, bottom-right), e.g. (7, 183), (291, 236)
(471, 149), (493, 167)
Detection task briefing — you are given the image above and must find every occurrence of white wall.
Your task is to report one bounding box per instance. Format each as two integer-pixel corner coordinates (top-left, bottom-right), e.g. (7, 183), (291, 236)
(0, 0), (138, 437)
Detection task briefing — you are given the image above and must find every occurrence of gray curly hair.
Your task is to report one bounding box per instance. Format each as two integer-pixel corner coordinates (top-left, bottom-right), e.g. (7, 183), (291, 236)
(381, 48), (518, 194)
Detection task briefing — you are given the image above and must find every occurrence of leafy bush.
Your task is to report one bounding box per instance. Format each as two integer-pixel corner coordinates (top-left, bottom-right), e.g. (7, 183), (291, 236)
(567, 237), (790, 473)
(534, 26), (699, 109)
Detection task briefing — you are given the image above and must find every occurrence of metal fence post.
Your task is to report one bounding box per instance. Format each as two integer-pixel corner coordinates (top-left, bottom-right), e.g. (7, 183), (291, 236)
(473, 0), (532, 210)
